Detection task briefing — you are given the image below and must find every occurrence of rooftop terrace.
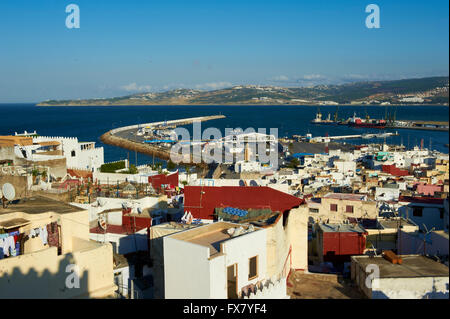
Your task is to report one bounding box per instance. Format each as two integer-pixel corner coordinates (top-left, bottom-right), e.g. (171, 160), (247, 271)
(169, 221), (260, 257)
(323, 193), (367, 201)
(0, 196), (84, 215)
(352, 255), (449, 278)
(318, 223), (367, 233)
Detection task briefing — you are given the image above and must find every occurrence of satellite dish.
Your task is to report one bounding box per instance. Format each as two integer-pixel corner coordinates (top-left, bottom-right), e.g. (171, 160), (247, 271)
(2, 183), (16, 201)
(97, 198), (106, 207)
(98, 214), (107, 230)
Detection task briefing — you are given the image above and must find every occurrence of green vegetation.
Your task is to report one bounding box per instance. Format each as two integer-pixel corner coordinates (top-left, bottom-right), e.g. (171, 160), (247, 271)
(37, 76), (449, 106)
(123, 164), (138, 174)
(287, 158), (300, 168)
(166, 160), (176, 170)
(31, 168), (40, 177)
(100, 161), (126, 173)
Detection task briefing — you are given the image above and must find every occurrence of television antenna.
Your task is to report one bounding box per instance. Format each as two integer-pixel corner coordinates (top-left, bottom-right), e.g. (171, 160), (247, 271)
(421, 224), (435, 256)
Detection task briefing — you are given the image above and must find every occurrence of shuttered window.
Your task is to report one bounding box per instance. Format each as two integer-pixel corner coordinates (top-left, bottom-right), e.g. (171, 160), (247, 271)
(249, 256), (258, 280)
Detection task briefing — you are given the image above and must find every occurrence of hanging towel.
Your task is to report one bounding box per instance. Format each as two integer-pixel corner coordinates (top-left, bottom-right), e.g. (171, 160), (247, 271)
(2, 236), (15, 257)
(47, 222), (60, 248)
(39, 227), (48, 245)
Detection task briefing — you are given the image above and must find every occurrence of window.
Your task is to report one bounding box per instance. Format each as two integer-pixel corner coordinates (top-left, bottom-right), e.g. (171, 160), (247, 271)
(330, 204), (338, 212)
(413, 207), (423, 217)
(309, 208), (319, 213)
(71, 150), (76, 157)
(346, 205), (354, 213)
(249, 256), (258, 280)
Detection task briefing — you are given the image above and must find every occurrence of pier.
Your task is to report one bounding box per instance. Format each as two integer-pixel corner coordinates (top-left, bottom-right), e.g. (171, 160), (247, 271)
(309, 132), (398, 143)
(388, 120), (449, 132)
(100, 115), (226, 166)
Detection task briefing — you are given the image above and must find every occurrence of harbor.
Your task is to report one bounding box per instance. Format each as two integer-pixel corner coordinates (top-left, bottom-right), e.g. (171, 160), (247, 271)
(100, 115), (226, 166)
(311, 109), (449, 131)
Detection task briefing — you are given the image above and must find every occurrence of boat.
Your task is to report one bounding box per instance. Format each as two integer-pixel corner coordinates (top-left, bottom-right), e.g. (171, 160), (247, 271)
(310, 110), (338, 125)
(346, 112), (386, 129)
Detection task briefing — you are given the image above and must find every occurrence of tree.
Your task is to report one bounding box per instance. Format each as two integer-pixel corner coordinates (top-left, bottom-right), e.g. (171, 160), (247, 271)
(167, 160), (176, 171)
(288, 157), (300, 168)
(127, 165), (138, 174)
(41, 170), (48, 182)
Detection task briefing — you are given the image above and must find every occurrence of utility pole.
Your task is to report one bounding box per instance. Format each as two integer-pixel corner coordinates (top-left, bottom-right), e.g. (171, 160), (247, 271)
(422, 225), (435, 256)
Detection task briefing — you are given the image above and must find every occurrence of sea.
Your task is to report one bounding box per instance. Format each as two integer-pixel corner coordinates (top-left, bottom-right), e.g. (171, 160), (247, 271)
(0, 104), (448, 166)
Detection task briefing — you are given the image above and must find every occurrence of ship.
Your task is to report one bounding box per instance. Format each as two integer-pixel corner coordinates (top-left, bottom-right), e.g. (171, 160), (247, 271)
(310, 108), (338, 125)
(346, 112), (386, 129)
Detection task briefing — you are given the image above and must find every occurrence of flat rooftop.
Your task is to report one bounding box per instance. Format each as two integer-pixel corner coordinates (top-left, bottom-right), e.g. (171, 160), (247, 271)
(169, 221), (260, 257)
(352, 255), (449, 278)
(379, 218), (417, 229)
(319, 223), (367, 233)
(323, 193), (367, 201)
(0, 196), (84, 215)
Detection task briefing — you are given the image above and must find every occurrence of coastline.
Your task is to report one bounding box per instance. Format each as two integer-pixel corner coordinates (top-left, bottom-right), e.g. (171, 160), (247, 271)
(36, 103), (449, 107)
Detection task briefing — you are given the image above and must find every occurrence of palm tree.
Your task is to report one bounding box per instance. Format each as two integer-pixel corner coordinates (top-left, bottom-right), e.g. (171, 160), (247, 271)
(185, 165), (191, 184)
(41, 170), (48, 182)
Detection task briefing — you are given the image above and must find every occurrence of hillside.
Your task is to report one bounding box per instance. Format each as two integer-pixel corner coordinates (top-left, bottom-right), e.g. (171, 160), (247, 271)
(37, 76), (449, 106)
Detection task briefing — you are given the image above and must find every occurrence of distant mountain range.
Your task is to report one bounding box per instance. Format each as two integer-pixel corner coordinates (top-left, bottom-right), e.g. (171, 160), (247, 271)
(37, 76), (449, 106)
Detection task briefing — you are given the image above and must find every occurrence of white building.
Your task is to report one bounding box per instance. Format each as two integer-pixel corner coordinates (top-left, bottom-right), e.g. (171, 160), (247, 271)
(33, 136), (104, 171)
(375, 184), (400, 201)
(351, 255), (448, 299)
(163, 221), (289, 299)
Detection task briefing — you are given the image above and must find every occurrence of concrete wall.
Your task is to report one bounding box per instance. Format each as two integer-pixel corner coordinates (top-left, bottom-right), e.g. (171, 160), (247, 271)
(0, 175), (30, 197)
(399, 205), (445, 231)
(164, 226), (268, 299)
(60, 210), (90, 254)
(372, 277), (449, 299)
(221, 229), (267, 298)
(398, 230), (449, 256)
(286, 207), (309, 271)
(164, 237), (212, 299)
(90, 229), (148, 255)
(310, 198), (377, 223)
(351, 256), (449, 299)
(93, 171), (139, 184)
(265, 215), (290, 279)
(0, 241), (116, 299)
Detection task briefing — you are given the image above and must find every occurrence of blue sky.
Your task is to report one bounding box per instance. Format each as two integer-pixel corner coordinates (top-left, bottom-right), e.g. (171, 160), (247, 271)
(0, 0), (448, 102)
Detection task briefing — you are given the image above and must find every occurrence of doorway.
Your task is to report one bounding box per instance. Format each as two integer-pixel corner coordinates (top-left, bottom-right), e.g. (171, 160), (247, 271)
(227, 264), (238, 299)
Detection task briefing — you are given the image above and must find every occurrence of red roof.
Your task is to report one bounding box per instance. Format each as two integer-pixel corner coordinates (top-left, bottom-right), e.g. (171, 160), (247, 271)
(184, 186), (304, 220)
(148, 171), (179, 191)
(68, 169), (93, 179)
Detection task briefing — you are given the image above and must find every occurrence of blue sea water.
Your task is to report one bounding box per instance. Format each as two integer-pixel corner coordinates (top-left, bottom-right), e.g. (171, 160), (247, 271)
(0, 104), (448, 165)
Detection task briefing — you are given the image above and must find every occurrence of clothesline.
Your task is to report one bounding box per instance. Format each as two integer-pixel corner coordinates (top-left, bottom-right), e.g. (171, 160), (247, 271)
(0, 221), (60, 260)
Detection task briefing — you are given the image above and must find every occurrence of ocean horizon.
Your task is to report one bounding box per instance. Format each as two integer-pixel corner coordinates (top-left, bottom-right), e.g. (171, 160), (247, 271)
(1, 103), (448, 165)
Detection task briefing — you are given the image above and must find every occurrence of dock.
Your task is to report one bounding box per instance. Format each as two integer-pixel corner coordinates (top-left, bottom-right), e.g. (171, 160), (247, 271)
(387, 120), (449, 132)
(100, 115), (226, 166)
(310, 132), (398, 143)
(109, 115), (226, 135)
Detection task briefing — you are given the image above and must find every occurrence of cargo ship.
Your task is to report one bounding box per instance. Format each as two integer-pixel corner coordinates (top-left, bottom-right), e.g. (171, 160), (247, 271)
(310, 110), (338, 125)
(346, 112), (386, 129)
